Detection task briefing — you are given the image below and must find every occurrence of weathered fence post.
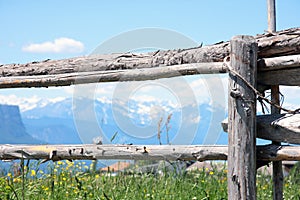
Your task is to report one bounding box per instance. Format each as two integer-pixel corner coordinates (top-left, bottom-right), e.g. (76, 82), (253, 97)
(228, 35), (257, 200)
(267, 0), (284, 199)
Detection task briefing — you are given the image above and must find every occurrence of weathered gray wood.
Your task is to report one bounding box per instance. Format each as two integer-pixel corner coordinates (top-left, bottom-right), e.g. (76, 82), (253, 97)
(0, 144), (228, 161)
(222, 114), (300, 144)
(258, 54), (300, 71)
(269, 0), (284, 189)
(0, 54), (299, 88)
(271, 106), (284, 200)
(221, 119), (229, 133)
(258, 114), (300, 143)
(0, 28), (299, 88)
(258, 67), (300, 86)
(1, 46), (231, 77)
(271, 86), (284, 200)
(228, 36), (257, 200)
(0, 28), (299, 77)
(256, 144), (300, 161)
(256, 27), (300, 58)
(270, 87), (279, 116)
(267, 0), (276, 33)
(1, 144), (300, 162)
(0, 62), (227, 88)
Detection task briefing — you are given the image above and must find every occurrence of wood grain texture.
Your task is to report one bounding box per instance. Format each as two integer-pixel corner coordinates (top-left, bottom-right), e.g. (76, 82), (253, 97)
(258, 54), (300, 71)
(0, 144), (300, 162)
(257, 114), (300, 143)
(222, 114), (300, 144)
(227, 35), (257, 200)
(0, 62), (227, 88)
(0, 144), (228, 161)
(0, 28), (299, 88)
(0, 28), (299, 77)
(258, 67), (300, 86)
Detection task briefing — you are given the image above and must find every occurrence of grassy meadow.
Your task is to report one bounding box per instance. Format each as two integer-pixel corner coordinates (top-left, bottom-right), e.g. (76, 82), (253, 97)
(1, 160), (300, 200)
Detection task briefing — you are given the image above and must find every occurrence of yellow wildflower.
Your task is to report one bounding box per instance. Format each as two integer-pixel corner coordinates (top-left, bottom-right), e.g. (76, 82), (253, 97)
(30, 170), (36, 177)
(285, 183), (289, 187)
(43, 186), (49, 191)
(66, 160), (74, 167)
(13, 178), (22, 183)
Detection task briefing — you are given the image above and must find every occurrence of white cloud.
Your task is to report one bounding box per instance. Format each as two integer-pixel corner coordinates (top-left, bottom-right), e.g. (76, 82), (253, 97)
(188, 74), (227, 108)
(22, 37), (84, 53)
(280, 86), (300, 111)
(96, 96), (112, 104)
(48, 97), (66, 104)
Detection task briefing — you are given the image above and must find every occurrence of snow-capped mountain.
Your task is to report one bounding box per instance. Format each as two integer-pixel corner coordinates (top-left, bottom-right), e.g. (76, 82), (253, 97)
(19, 97), (228, 145)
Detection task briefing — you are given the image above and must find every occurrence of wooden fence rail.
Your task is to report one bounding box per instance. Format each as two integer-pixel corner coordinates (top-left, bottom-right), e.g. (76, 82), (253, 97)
(222, 114), (300, 144)
(0, 144), (300, 162)
(0, 53), (300, 88)
(0, 62), (227, 88)
(0, 28), (300, 88)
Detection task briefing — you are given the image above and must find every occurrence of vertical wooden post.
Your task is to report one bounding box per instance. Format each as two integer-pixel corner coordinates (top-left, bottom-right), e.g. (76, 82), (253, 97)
(228, 35), (257, 200)
(271, 85), (283, 199)
(267, 0), (284, 199)
(267, 0), (276, 32)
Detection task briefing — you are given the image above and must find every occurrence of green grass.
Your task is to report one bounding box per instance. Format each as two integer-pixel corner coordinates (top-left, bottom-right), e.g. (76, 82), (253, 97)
(1, 161), (300, 200)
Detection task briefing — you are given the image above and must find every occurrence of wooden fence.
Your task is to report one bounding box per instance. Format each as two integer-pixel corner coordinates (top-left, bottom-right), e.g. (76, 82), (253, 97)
(0, 27), (300, 199)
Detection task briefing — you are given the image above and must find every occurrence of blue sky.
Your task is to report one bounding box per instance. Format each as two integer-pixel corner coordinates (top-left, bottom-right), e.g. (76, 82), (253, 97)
(2, 0), (300, 64)
(0, 0), (299, 108)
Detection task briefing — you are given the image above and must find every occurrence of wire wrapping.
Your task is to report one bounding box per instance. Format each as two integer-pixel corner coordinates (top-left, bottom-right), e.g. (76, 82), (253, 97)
(224, 58), (300, 114)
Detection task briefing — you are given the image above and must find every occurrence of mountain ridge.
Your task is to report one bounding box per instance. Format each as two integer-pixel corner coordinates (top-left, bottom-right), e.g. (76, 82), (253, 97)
(20, 97), (227, 145)
(0, 104), (42, 144)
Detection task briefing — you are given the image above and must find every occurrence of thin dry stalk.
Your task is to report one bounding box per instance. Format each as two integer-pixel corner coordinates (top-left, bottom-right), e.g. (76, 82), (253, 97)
(157, 117), (163, 145)
(165, 114), (172, 144)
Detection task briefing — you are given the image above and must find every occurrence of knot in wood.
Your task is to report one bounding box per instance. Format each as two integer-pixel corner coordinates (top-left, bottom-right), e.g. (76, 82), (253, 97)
(230, 89), (241, 98)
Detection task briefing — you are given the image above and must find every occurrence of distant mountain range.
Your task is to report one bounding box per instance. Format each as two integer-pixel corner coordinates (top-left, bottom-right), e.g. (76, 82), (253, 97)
(1, 97), (228, 145)
(0, 104), (41, 144)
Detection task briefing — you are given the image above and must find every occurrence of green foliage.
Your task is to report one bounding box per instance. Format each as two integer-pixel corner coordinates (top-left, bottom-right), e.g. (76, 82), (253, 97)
(1, 161), (300, 199)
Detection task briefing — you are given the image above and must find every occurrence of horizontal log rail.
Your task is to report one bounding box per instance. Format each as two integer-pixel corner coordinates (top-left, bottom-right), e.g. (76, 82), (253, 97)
(0, 54), (300, 88)
(258, 54), (300, 71)
(0, 62), (227, 88)
(0, 28), (300, 88)
(0, 144), (300, 162)
(258, 54), (300, 86)
(222, 113), (300, 144)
